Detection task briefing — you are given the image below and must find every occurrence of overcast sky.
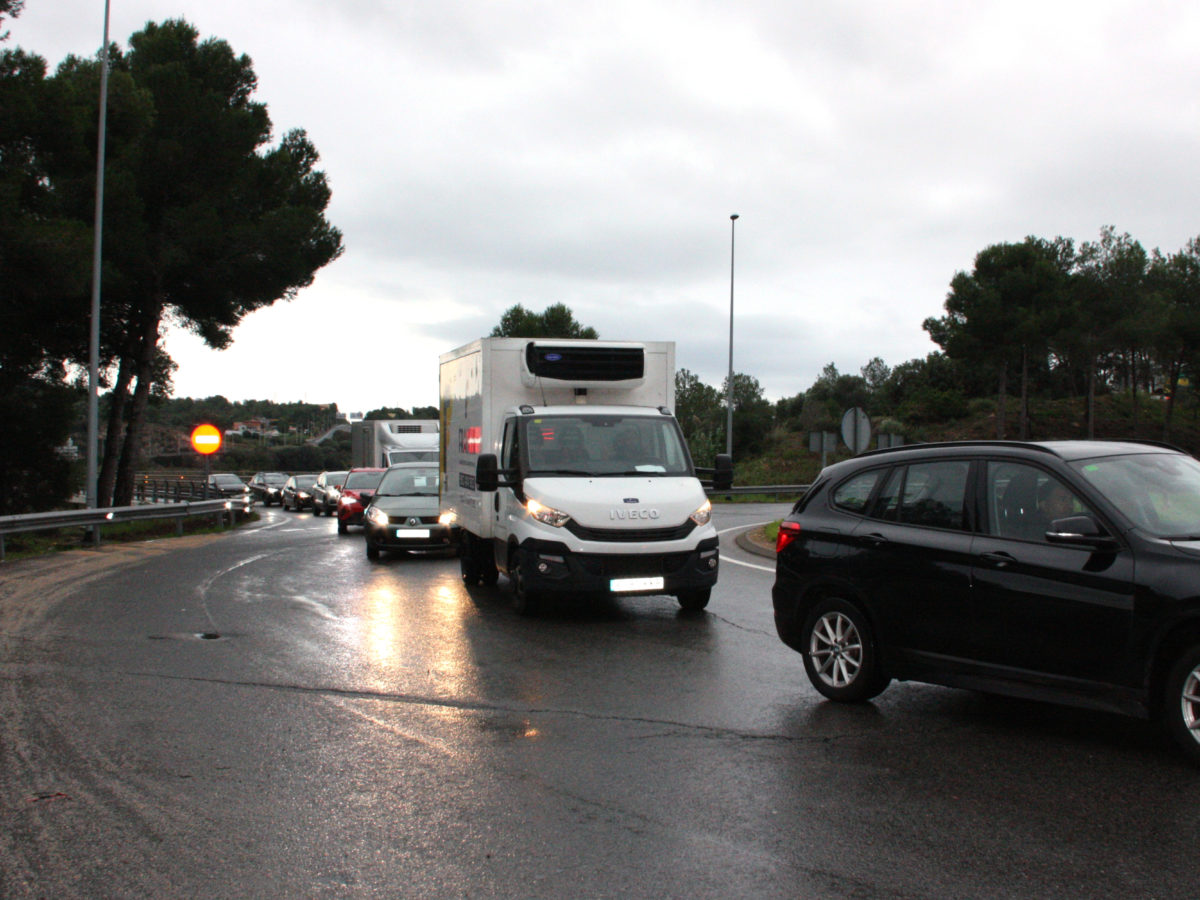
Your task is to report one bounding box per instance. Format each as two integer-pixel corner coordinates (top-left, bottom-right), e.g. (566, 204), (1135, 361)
(11, 1), (1200, 414)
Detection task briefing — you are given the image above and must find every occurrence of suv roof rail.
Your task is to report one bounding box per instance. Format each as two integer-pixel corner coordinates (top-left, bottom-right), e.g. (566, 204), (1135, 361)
(855, 438), (1189, 461)
(854, 440), (1063, 460)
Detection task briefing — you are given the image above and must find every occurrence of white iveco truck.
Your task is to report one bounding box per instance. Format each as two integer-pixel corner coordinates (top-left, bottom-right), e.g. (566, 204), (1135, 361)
(440, 337), (732, 614)
(351, 419), (439, 468)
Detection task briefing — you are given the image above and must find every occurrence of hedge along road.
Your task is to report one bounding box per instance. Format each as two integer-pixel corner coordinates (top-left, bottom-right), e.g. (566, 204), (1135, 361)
(0, 502), (1195, 899)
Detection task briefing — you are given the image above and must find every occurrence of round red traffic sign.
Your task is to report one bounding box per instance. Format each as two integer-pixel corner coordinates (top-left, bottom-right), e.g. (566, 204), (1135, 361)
(190, 424), (222, 455)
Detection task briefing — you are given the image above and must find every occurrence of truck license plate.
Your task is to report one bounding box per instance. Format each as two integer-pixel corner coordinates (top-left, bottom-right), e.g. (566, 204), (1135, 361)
(609, 576), (664, 593)
(397, 528), (430, 539)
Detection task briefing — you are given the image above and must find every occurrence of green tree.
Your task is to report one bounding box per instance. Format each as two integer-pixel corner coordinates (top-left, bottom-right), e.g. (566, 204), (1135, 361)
(0, 0), (23, 40)
(926, 237), (1069, 438)
(0, 41), (93, 512)
(674, 368), (723, 466)
(1146, 238), (1200, 441)
(45, 20), (343, 505)
(721, 372), (773, 457)
(1068, 227), (1147, 438)
(490, 303), (598, 338)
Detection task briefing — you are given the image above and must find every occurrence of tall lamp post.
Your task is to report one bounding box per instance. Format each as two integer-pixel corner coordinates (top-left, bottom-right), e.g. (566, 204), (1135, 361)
(725, 214), (738, 457)
(87, 0), (112, 515)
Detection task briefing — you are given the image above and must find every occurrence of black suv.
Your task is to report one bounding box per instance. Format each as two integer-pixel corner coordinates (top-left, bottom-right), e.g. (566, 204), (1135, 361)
(772, 440), (1200, 764)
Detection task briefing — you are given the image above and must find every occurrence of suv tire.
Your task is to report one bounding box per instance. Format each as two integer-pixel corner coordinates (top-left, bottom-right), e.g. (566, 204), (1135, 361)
(1164, 644), (1200, 765)
(801, 597), (890, 702)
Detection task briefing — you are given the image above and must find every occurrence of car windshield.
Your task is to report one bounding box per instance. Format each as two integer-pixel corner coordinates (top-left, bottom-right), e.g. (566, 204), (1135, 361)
(344, 471), (384, 489)
(520, 414), (693, 477)
(293, 475), (317, 488)
(324, 471), (347, 484)
(377, 466), (439, 495)
(212, 474), (242, 486)
(1071, 452), (1200, 538)
(263, 473), (287, 485)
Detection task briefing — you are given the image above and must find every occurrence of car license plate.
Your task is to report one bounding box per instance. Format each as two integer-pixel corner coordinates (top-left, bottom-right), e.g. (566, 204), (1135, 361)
(396, 528), (430, 539)
(609, 576), (664, 592)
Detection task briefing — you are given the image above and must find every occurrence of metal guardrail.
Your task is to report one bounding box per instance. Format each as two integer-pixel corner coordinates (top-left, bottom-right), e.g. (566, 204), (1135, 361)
(1, 481), (803, 562)
(0, 499), (246, 562)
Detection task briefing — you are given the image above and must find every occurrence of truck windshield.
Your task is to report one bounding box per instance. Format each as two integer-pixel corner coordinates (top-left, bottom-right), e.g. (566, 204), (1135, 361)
(520, 414), (693, 477)
(387, 450), (439, 464)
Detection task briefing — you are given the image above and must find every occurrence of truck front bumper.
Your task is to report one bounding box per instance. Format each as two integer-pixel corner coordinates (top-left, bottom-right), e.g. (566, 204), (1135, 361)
(517, 536), (719, 597)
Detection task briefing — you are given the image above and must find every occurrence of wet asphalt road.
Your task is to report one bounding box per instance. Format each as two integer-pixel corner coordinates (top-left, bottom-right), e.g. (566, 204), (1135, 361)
(1, 502), (1197, 899)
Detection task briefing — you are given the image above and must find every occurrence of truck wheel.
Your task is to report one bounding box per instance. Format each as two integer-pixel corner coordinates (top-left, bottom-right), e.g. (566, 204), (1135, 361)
(460, 539), (481, 586)
(1163, 644), (1200, 765)
(677, 588), (711, 612)
(512, 552), (541, 616)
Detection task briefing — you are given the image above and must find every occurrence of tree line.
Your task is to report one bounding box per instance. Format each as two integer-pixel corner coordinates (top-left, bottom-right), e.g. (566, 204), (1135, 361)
(671, 227), (1200, 468)
(0, 7), (342, 514)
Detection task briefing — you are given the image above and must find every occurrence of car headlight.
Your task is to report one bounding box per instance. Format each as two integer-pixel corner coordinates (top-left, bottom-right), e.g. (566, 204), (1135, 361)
(438, 511), (456, 527)
(689, 499), (713, 527)
(527, 497), (571, 527)
(328, 489), (340, 503)
(365, 506), (388, 525)
(298, 491), (310, 500)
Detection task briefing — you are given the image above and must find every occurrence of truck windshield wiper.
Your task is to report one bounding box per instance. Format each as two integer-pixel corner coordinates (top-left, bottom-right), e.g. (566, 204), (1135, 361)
(527, 469), (594, 477)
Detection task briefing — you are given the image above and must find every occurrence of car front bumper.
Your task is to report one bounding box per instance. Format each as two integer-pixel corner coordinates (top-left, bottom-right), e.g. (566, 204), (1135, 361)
(365, 520), (454, 551)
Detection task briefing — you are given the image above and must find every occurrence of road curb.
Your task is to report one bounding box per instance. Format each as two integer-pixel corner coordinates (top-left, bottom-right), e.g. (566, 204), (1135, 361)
(735, 528), (776, 560)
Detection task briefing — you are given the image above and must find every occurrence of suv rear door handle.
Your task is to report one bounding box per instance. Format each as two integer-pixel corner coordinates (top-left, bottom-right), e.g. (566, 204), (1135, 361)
(979, 551), (1016, 568)
(860, 533), (889, 547)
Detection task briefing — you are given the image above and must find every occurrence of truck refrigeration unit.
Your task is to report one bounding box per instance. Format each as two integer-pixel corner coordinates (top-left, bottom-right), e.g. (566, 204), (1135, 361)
(440, 338), (732, 615)
(351, 419), (439, 468)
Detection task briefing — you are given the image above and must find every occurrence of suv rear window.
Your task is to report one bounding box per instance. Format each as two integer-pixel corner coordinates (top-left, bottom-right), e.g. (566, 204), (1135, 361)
(831, 469), (885, 514)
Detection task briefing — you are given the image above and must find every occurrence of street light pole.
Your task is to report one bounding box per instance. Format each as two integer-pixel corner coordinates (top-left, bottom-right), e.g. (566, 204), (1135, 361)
(725, 214), (738, 458)
(87, 0), (111, 514)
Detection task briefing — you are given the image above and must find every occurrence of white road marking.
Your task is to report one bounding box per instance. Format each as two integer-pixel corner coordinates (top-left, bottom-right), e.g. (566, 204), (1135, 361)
(717, 522), (776, 573)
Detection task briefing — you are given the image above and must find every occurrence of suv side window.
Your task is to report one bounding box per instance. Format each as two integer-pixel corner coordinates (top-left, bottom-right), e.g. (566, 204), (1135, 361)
(874, 460), (970, 530)
(986, 461), (1094, 542)
(831, 469), (885, 514)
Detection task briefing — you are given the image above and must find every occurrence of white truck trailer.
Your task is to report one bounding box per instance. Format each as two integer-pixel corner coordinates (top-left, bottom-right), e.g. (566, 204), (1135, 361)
(439, 337), (732, 614)
(351, 419), (439, 468)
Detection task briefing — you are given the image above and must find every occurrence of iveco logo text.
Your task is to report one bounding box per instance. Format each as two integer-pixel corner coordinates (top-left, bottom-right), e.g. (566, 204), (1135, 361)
(610, 508), (660, 520)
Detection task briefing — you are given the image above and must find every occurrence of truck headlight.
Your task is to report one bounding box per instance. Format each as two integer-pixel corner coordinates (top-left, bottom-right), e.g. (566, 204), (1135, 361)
(527, 497), (571, 527)
(689, 499), (713, 527)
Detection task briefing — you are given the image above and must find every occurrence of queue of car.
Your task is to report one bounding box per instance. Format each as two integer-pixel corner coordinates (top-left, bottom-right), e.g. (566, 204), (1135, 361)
(241, 437), (1200, 766)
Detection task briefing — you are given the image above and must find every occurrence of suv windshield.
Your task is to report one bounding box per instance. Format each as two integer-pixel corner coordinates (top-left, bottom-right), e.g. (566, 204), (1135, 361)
(520, 414), (693, 477)
(1072, 452), (1200, 538)
(377, 466), (439, 495)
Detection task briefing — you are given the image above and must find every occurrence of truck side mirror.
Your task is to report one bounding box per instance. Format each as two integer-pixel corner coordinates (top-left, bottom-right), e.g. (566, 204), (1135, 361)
(712, 454), (733, 491)
(476, 454), (499, 492)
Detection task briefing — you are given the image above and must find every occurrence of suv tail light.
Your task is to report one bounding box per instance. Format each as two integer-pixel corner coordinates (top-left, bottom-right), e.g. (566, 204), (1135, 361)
(776, 520), (802, 554)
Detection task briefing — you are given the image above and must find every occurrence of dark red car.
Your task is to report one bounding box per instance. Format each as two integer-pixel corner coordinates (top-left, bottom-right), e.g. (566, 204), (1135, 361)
(336, 467), (385, 534)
